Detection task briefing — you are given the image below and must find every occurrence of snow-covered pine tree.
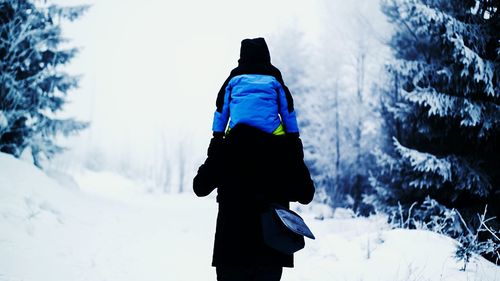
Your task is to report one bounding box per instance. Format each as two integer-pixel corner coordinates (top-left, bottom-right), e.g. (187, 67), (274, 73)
(0, 0), (89, 168)
(373, 0), (499, 233)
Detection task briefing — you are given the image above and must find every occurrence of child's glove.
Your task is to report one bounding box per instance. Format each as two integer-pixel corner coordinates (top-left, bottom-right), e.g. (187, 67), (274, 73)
(208, 136), (224, 158)
(285, 133), (304, 160)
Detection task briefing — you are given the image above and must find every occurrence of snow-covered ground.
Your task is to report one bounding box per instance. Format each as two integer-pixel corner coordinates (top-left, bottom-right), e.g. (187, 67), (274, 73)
(1, 152), (498, 281)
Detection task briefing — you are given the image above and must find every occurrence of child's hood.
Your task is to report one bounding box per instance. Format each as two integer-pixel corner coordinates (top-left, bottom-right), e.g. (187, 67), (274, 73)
(238, 38), (271, 64)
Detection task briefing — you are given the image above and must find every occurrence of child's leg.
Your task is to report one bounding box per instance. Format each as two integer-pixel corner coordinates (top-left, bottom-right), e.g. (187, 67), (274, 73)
(272, 123), (285, 136)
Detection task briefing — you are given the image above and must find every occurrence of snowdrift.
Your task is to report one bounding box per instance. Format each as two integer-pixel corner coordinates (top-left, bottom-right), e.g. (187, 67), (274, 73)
(0, 152), (216, 281)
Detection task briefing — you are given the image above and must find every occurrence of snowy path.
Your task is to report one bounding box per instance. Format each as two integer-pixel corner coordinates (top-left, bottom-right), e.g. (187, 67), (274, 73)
(1, 153), (499, 281)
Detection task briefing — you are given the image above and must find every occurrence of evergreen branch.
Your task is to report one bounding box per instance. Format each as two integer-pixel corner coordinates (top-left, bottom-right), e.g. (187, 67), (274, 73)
(48, 4), (90, 22)
(393, 137), (452, 182)
(450, 35), (496, 97)
(450, 155), (492, 196)
(402, 87), (500, 124)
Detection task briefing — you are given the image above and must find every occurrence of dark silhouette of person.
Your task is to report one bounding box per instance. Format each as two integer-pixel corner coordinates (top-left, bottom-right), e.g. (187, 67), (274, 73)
(194, 37), (315, 281)
(194, 124), (315, 281)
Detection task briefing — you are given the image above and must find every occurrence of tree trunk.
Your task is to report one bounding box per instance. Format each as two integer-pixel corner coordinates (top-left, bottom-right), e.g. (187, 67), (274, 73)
(334, 78), (341, 203)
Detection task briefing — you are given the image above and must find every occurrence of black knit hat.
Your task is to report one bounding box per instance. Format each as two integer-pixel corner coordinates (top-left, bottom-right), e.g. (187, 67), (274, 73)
(238, 37), (271, 64)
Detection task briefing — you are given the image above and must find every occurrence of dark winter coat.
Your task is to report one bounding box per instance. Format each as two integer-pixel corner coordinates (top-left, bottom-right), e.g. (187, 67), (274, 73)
(193, 124), (315, 268)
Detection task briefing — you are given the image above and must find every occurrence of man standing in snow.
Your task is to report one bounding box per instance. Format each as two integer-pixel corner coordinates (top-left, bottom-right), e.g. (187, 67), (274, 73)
(193, 123), (315, 281)
(194, 37), (315, 281)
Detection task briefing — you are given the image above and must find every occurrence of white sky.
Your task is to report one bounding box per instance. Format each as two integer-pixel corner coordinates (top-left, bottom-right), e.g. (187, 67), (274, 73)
(60, 0), (323, 165)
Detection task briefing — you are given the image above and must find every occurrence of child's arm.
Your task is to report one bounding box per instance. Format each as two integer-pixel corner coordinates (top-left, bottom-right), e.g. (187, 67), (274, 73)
(212, 82), (231, 135)
(276, 83), (299, 135)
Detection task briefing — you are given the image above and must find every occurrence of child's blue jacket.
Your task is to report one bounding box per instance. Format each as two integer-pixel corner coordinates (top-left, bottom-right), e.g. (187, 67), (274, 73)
(212, 74), (299, 134)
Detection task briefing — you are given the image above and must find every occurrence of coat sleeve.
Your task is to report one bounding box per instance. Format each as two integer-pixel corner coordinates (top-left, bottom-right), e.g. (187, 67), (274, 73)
(212, 81), (232, 133)
(193, 138), (224, 197)
(285, 136), (315, 204)
(294, 160), (315, 204)
(276, 83), (299, 134)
